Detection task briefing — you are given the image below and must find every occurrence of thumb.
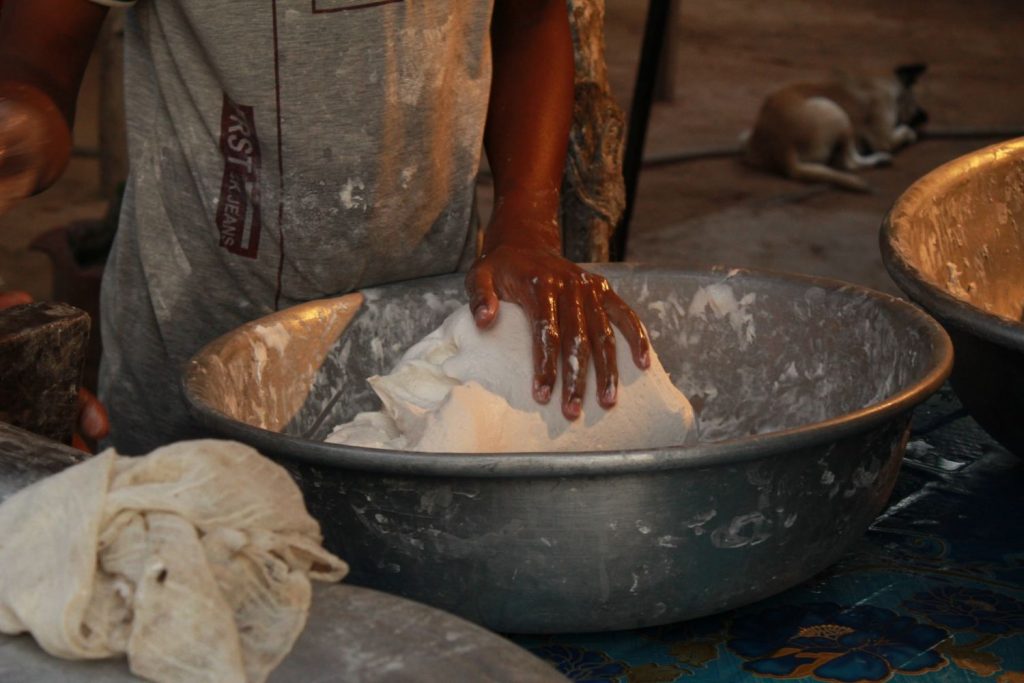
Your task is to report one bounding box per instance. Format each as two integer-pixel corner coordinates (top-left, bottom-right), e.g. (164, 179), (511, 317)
(0, 290), (33, 309)
(0, 167), (38, 217)
(78, 388), (110, 441)
(466, 265), (499, 328)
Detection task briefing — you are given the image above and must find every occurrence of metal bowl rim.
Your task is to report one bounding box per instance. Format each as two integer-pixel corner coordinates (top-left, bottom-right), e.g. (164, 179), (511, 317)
(880, 136), (1024, 352)
(184, 264), (953, 478)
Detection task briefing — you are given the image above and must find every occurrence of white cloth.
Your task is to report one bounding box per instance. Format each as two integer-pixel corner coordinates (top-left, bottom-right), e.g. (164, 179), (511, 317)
(327, 304), (698, 453)
(0, 440), (347, 683)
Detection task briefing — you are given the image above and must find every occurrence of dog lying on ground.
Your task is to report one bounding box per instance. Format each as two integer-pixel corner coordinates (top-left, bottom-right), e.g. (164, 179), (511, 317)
(741, 64), (928, 192)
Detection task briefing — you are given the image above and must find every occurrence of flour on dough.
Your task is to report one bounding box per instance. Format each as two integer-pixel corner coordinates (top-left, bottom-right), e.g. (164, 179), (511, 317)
(326, 303), (697, 453)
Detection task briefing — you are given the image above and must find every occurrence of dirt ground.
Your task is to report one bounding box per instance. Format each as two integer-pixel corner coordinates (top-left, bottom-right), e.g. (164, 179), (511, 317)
(2, 0), (1023, 301)
(602, 0), (1024, 294)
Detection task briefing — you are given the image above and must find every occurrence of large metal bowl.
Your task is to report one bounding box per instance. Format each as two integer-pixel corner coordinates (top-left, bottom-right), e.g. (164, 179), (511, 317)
(183, 265), (951, 633)
(881, 137), (1024, 455)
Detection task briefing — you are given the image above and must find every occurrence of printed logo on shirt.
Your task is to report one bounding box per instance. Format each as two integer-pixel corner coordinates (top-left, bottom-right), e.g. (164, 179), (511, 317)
(311, 0), (403, 13)
(216, 94), (262, 259)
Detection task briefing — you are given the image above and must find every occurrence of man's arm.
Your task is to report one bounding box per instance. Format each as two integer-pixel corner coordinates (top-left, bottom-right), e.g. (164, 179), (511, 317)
(483, 0), (573, 242)
(0, 1), (111, 448)
(467, 0), (649, 421)
(0, 0), (108, 211)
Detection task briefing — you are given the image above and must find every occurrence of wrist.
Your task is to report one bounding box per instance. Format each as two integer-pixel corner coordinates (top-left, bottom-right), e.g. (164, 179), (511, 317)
(0, 81), (73, 193)
(484, 187), (562, 256)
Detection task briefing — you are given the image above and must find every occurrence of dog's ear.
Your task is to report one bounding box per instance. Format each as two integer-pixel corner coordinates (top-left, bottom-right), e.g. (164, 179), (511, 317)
(895, 63), (927, 87)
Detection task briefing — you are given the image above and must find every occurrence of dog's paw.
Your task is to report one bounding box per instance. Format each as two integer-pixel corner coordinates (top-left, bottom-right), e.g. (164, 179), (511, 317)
(874, 152), (894, 167)
(892, 124), (918, 147)
(850, 151), (892, 169)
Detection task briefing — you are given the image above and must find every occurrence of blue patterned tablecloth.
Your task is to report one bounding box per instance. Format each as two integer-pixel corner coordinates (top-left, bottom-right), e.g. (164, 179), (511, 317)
(514, 386), (1024, 683)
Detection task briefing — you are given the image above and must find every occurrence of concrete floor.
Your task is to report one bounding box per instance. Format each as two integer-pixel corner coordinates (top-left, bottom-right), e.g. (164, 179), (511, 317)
(603, 0), (1024, 295)
(2, 0), (1023, 301)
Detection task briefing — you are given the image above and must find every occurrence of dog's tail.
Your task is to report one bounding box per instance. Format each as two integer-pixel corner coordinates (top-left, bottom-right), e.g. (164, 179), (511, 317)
(782, 152), (871, 193)
(737, 128), (762, 167)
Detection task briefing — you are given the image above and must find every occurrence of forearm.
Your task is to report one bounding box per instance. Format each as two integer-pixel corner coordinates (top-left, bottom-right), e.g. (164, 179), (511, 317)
(483, 0), (574, 255)
(0, 0), (108, 121)
(0, 0), (108, 188)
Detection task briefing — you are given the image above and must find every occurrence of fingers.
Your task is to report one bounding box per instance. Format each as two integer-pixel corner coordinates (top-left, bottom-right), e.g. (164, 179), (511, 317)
(463, 243), (651, 418)
(0, 166), (38, 217)
(541, 272), (627, 418)
(603, 287), (651, 370)
(0, 290), (33, 309)
(0, 102), (45, 216)
(558, 281), (589, 420)
(529, 280), (559, 405)
(73, 388), (110, 454)
(465, 265), (499, 328)
(78, 388), (110, 441)
(584, 280), (618, 408)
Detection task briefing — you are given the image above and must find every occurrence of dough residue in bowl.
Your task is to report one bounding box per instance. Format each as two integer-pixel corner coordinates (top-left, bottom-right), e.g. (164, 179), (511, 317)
(326, 303), (697, 453)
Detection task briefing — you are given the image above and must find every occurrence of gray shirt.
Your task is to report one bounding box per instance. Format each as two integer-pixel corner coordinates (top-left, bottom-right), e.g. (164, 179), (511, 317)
(96, 0), (493, 453)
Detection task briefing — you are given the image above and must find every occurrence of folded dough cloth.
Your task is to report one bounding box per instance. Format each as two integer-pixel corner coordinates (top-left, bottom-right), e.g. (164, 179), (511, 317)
(0, 439), (348, 683)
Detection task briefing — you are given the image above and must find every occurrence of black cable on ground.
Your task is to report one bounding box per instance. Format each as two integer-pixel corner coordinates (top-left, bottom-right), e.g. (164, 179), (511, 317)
(638, 126), (1024, 169)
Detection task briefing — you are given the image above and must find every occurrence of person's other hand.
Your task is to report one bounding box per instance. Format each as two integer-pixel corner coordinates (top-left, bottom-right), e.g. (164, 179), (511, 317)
(0, 290), (32, 308)
(73, 386), (109, 452)
(0, 290), (109, 451)
(466, 245), (650, 421)
(0, 86), (71, 216)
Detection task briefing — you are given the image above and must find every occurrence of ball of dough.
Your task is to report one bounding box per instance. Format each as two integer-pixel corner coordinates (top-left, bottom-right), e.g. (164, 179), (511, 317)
(327, 304), (697, 453)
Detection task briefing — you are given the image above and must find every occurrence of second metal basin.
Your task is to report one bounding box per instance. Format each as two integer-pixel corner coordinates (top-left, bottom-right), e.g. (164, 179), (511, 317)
(881, 137), (1024, 455)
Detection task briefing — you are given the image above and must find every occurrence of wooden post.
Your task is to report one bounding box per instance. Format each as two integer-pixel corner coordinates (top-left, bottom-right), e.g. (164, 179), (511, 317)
(98, 11), (127, 205)
(610, 0), (672, 262)
(653, 0), (681, 103)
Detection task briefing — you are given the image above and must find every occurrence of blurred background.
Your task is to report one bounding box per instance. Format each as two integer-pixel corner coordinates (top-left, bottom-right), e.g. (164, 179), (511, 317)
(2, 0), (1023, 304)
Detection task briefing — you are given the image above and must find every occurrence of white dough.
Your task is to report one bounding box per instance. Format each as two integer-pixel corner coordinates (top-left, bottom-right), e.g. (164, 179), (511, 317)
(327, 304), (697, 453)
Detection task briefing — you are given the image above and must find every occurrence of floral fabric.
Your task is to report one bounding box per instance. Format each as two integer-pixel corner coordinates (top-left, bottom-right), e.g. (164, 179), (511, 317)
(516, 386), (1024, 683)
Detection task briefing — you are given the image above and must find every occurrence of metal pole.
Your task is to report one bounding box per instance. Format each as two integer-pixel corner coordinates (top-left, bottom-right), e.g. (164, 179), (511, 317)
(610, 0), (673, 262)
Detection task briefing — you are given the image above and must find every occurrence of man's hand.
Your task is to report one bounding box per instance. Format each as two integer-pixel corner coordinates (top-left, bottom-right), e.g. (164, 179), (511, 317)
(0, 0), (110, 216)
(73, 384), (109, 452)
(467, 245), (650, 421)
(0, 92), (62, 215)
(0, 290), (109, 451)
(478, 0), (650, 420)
